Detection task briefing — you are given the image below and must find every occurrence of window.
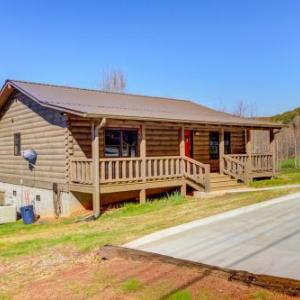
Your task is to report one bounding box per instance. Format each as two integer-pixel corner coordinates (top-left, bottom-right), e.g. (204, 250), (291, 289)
(224, 132), (231, 154)
(105, 129), (138, 157)
(14, 133), (21, 156)
(209, 132), (219, 160)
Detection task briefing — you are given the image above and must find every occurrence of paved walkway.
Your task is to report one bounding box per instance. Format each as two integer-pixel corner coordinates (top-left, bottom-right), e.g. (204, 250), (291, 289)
(126, 192), (300, 280)
(194, 184), (300, 198)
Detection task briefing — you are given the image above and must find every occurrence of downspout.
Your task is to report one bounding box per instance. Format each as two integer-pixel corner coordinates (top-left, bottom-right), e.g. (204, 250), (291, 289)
(93, 117), (106, 220)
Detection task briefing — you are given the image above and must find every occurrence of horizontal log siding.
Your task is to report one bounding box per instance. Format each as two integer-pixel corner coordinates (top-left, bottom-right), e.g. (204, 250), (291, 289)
(193, 129), (246, 172)
(146, 127), (180, 157)
(69, 115), (92, 159)
(193, 130), (218, 171)
(68, 116), (105, 159)
(0, 93), (67, 187)
(231, 130), (246, 154)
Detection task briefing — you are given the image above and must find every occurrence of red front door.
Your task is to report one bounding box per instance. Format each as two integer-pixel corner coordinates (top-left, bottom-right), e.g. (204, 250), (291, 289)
(184, 130), (192, 157)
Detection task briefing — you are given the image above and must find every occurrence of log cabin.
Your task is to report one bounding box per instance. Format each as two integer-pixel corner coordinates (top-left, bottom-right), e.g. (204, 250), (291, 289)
(0, 80), (283, 217)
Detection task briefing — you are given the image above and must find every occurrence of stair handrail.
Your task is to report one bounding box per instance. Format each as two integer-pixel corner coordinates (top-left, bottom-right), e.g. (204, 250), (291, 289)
(182, 156), (211, 192)
(223, 155), (246, 182)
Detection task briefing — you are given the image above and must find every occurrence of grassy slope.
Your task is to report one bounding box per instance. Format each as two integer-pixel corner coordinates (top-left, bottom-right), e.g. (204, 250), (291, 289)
(258, 106), (300, 124)
(1, 188), (300, 260)
(271, 107), (300, 124)
(250, 169), (300, 188)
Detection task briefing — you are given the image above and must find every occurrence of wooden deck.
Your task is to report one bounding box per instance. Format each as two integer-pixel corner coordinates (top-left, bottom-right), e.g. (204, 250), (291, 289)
(223, 153), (274, 183)
(69, 155), (211, 193)
(69, 153), (274, 194)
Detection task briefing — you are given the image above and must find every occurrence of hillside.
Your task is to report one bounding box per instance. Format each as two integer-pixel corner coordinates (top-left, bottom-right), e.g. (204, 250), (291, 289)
(271, 107), (300, 124)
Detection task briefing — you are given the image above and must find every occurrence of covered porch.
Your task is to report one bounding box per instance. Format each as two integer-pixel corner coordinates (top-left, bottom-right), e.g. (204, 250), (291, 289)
(68, 118), (277, 216)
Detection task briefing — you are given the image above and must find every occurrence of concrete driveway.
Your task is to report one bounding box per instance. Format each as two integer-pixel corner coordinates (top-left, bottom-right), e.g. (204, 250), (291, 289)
(125, 192), (300, 280)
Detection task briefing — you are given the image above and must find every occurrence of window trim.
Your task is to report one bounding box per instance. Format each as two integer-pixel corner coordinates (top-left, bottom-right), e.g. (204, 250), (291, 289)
(104, 127), (139, 158)
(14, 133), (21, 156)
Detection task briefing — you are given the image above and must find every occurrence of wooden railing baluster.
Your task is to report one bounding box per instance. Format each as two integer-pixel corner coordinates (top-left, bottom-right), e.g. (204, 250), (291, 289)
(70, 156), (211, 192)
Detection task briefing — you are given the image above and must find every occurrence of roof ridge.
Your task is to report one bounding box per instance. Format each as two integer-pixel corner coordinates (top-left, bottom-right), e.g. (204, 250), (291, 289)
(9, 79), (193, 104)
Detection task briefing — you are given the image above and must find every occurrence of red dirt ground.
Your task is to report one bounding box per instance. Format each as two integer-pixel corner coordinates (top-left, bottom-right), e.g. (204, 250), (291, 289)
(11, 253), (297, 300)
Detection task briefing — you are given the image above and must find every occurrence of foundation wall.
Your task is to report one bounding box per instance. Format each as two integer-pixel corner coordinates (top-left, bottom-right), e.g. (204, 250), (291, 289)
(0, 182), (89, 218)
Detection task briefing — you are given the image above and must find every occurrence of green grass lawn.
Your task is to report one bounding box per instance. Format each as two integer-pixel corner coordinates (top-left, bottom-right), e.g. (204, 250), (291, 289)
(1, 188), (300, 261)
(250, 168), (300, 188)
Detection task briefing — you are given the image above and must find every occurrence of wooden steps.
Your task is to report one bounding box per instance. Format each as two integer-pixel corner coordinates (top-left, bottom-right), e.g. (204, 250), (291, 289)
(187, 172), (247, 193)
(210, 173), (246, 192)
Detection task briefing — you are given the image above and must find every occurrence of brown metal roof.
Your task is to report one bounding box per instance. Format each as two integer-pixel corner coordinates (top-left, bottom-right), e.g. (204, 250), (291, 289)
(0, 79), (282, 128)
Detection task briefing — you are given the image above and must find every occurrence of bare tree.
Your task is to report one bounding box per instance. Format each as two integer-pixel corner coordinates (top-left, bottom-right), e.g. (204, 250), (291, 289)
(248, 103), (258, 118)
(101, 69), (126, 93)
(232, 100), (249, 117)
(232, 100), (257, 118)
(217, 99), (227, 113)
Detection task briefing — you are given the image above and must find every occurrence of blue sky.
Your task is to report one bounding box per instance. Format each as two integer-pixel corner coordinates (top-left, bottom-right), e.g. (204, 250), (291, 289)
(0, 0), (299, 116)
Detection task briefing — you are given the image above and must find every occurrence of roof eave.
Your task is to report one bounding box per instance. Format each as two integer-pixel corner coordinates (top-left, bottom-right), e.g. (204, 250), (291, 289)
(4, 80), (87, 117)
(85, 113), (284, 129)
(1, 80), (285, 129)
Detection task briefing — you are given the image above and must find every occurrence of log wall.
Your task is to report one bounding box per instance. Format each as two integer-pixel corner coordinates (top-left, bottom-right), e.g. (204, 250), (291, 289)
(0, 93), (68, 189)
(146, 126), (179, 157)
(192, 129), (246, 172)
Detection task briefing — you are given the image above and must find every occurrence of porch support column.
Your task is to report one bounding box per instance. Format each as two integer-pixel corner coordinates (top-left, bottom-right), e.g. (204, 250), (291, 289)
(245, 129), (253, 184)
(219, 128), (224, 174)
(140, 124), (146, 204)
(92, 118), (106, 218)
(270, 128), (276, 177)
(179, 126), (186, 196)
(92, 120), (100, 218)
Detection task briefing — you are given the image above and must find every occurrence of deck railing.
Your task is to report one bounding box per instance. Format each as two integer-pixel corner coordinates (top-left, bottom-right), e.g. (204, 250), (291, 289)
(223, 153), (274, 182)
(100, 157), (143, 183)
(251, 154), (273, 172)
(70, 156), (210, 191)
(183, 156), (210, 191)
(146, 156), (182, 180)
(70, 158), (93, 184)
(223, 155), (246, 182)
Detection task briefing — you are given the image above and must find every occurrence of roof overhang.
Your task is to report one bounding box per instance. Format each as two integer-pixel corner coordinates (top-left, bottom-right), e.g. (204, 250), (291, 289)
(0, 80), (286, 130)
(84, 113), (284, 129)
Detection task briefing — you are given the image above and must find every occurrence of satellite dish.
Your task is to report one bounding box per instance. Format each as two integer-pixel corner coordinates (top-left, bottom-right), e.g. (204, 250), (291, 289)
(22, 149), (37, 170)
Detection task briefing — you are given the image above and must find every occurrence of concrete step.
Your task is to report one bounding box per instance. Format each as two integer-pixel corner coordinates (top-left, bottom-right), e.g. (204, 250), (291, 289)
(211, 185), (247, 192)
(211, 183), (247, 192)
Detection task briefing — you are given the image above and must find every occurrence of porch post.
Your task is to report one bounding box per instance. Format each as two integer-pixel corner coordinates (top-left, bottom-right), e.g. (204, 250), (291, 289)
(270, 128), (276, 177)
(179, 126), (186, 196)
(245, 129), (253, 184)
(92, 120), (100, 218)
(219, 128), (224, 174)
(140, 124), (146, 204)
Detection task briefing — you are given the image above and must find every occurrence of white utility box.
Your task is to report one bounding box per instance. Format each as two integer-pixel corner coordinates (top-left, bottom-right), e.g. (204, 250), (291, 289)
(0, 205), (17, 224)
